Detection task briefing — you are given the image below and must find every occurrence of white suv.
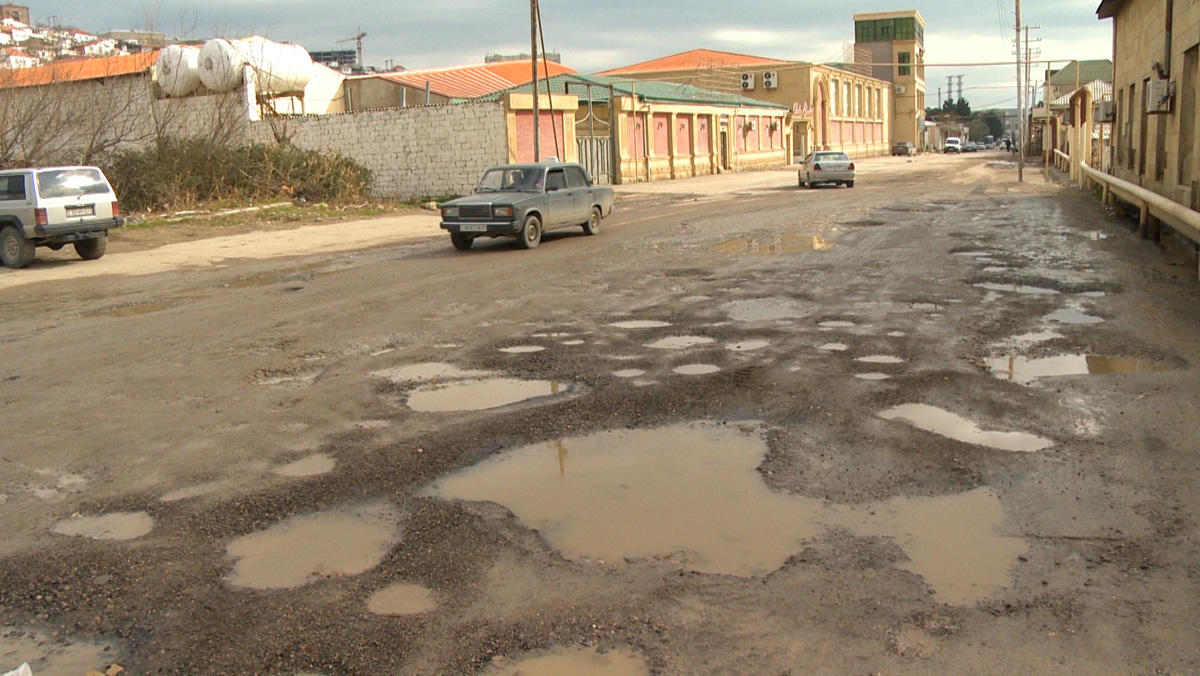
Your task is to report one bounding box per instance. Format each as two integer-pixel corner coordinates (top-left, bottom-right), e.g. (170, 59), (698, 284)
(0, 166), (124, 269)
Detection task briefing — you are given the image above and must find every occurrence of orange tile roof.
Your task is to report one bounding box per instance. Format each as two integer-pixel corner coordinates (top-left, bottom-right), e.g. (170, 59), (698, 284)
(598, 48), (787, 75)
(376, 60), (577, 99)
(0, 50), (158, 88)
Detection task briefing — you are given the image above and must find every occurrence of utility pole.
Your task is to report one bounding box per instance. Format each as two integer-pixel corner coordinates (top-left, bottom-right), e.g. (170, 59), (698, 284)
(530, 0), (540, 161)
(1015, 0), (1023, 182)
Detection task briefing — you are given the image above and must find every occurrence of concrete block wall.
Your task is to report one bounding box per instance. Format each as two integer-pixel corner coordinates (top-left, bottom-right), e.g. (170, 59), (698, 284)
(246, 102), (509, 200)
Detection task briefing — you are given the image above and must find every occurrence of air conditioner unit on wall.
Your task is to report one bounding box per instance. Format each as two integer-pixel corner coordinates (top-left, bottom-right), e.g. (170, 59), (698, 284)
(1146, 78), (1172, 114)
(763, 71), (778, 89)
(895, 84), (906, 94)
(1095, 100), (1115, 122)
(740, 73), (755, 90)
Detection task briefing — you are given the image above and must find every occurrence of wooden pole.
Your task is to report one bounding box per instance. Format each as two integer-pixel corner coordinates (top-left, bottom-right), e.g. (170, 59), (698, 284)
(1015, 0), (1024, 183)
(530, 0), (540, 161)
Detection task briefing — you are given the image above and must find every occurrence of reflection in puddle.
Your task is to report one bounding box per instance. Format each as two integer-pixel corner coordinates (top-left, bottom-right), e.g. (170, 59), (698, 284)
(371, 362), (490, 383)
(880, 404), (1052, 452)
(612, 369), (646, 378)
(722, 297), (808, 322)
(974, 282), (1060, 295)
(272, 453), (335, 477)
(0, 629), (115, 675)
(407, 378), (571, 412)
(673, 364), (720, 375)
(160, 480), (231, 503)
(710, 233), (833, 255)
(855, 372), (891, 380)
(499, 345), (546, 354)
(818, 342), (849, 351)
(366, 583), (438, 615)
(725, 339), (770, 352)
(485, 645), (651, 675)
(855, 355), (904, 364)
(225, 502), (399, 590)
(52, 512), (153, 540)
(644, 336), (715, 350)
(1046, 308), (1103, 324)
(432, 423), (1029, 601)
(608, 320), (671, 329)
(987, 354), (1167, 384)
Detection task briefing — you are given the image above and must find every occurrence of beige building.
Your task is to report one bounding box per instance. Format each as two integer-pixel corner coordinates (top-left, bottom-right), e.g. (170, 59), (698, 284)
(1098, 0), (1200, 210)
(598, 49), (891, 160)
(852, 9), (926, 148)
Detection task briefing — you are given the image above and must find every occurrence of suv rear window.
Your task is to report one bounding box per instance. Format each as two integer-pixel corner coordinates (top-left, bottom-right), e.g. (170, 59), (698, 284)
(35, 168), (110, 198)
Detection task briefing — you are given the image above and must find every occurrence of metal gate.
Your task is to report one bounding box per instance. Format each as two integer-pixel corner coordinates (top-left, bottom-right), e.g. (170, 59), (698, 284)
(576, 136), (611, 184)
(567, 80), (616, 184)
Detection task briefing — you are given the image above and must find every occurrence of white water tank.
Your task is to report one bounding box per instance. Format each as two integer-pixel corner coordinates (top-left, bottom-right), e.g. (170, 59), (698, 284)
(155, 44), (201, 97)
(198, 36), (314, 94)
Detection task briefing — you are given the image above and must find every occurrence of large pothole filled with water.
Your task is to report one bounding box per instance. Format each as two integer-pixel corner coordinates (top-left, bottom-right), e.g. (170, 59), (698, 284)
(407, 378), (584, 412)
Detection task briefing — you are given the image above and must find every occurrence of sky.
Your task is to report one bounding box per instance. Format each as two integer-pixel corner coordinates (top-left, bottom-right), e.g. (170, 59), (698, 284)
(30, 0), (1113, 110)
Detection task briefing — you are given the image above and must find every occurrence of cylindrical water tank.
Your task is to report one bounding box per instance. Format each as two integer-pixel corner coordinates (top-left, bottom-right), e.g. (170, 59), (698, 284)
(198, 38), (248, 92)
(240, 36), (314, 94)
(155, 44), (201, 97)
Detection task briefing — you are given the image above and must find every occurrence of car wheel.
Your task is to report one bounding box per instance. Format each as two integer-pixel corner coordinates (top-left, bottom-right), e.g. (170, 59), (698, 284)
(582, 206), (601, 236)
(847, 180), (855, 188)
(0, 225), (35, 269)
(519, 214), (542, 249)
(449, 232), (473, 251)
(74, 233), (107, 260)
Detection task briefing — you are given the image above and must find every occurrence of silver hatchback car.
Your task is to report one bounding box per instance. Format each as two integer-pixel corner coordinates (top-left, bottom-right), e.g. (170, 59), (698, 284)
(798, 151), (855, 189)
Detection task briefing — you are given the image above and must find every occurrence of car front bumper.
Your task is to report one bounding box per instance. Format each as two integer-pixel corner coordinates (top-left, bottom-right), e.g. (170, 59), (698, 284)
(440, 220), (520, 236)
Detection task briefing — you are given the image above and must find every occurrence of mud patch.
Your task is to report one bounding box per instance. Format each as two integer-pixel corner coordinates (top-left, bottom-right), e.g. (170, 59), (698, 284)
(272, 453), (335, 477)
(407, 378), (576, 412)
(371, 362), (491, 383)
(0, 628), (116, 675)
(366, 583), (438, 615)
(673, 364), (721, 375)
(484, 645), (651, 675)
(1045, 308), (1104, 324)
(986, 354), (1168, 384)
(880, 404), (1052, 452)
(722, 297), (809, 322)
(251, 367), (322, 386)
(974, 282), (1060, 295)
(644, 336), (715, 350)
(225, 501), (400, 590)
(160, 480), (232, 503)
(51, 511), (153, 540)
(85, 301), (171, 318)
(709, 232), (832, 255)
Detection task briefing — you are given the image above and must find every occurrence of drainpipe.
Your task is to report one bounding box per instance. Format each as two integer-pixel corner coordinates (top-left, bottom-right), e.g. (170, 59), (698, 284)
(1164, 0), (1173, 76)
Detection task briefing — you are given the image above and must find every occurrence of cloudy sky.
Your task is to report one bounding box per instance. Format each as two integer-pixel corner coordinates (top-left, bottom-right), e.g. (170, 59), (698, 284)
(33, 0), (1112, 109)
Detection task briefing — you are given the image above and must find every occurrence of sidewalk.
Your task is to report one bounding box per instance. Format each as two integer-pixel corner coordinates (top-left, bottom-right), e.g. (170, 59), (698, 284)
(610, 154), (922, 196)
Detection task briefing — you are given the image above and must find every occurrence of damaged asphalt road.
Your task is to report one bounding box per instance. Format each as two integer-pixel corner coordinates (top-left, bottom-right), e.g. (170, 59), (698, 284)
(1, 153), (1199, 673)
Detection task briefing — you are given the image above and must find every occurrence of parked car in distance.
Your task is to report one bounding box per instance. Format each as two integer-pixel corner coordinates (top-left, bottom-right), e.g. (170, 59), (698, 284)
(944, 137), (962, 153)
(0, 165), (124, 269)
(891, 141), (917, 156)
(439, 160), (614, 250)
(963, 141), (979, 152)
(798, 151), (855, 188)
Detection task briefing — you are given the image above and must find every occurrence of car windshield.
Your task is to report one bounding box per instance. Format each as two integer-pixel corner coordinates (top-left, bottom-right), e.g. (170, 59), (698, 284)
(815, 153), (850, 162)
(477, 167), (542, 193)
(35, 168), (109, 198)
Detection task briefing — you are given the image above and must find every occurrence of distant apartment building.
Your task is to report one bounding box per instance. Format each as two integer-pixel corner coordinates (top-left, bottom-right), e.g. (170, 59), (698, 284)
(1098, 0), (1200, 210)
(0, 3), (28, 25)
(853, 9), (926, 148)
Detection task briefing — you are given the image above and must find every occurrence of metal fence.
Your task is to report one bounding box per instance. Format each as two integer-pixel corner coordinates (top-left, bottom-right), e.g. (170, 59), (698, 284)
(576, 136), (611, 184)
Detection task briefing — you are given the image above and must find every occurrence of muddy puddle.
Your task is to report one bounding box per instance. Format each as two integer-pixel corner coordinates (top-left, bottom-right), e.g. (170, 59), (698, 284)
(880, 404), (1052, 452)
(709, 233), (832, 255)
(0, 628), (116, 675)
(272, 453), (335, 477)
(371, 362), (490, 383)
(855, 372), (891, 380)
(608, 320), (671, 329)
(819, 342), (849, 351)
(51, 511), (153, 540)
(225, 502), (400, 590)
(1046, 308), (1104, 324)
(499, 345), (546, 354)
(485, 645), (651, 675)
(673, 364), (720, 375)
(974, 282), (1060, 295)
(855, 355), (904, 364)
(725, 339), (770, 352)
(431, 423), (1029, 601)
(366, 583), (438, 615)
(611, 369), (646, 378)
(407, 378), (575, 412)
(819, 320), (857, 328)
(722, 297), (809, 322)
(644, 336), (714, 350)
(987, 354), (1167, 384)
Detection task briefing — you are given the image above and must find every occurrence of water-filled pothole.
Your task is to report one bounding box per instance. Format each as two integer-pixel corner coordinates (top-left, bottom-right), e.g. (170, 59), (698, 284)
(855, 372), (891, 380)
(225, 502), (400, 590)
(272, 453), (335, 477)
(612, 369), (646, 378)
(371, 362), (490, 383)
(644, 336), (715, 350)
(366, 583), (438, 615)
(725, 339), (770, 352)
(431, 422), (1029, 601)
(709, 233), (832, 255)
(499, 345), (546, 354)
(608, 320), (671, 329)
(0, 629), (115, 675)
(819, 320), (856, 328)
(484, 645), (651, 675)
(987, 354), (1167, 384)
(673, 364), (720, 375)
(1046, 308), (1103, 324)
(818, 342), (849, 351)
(723, 298), (809, 322)
(974, 282), (1060, 295)
(407, 378), (575, 412)
(855, 355), (905, 364)
(51, 512), (153, 540)
(880, 404), (1052, 452)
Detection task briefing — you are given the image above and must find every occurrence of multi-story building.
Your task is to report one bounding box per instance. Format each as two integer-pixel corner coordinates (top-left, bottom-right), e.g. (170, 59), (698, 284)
(0, 3), (29, 25)
(852, 9), (926, 149)
(1097, 0), (1199, 210)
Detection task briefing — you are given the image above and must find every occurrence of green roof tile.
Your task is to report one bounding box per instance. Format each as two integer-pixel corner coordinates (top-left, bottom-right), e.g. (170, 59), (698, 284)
(462, 73), (788, 109)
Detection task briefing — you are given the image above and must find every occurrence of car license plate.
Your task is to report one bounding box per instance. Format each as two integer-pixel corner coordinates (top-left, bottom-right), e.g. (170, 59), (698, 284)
(459, 224), (487, 232)
(66, 204), (95, 218)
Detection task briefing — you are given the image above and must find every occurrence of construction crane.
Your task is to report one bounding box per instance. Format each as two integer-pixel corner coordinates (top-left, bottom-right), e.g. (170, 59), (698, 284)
(337, 29), (366, 68)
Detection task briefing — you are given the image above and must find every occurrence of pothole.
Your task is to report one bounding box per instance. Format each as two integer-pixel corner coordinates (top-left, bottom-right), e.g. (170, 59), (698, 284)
(709, 233), (833, 255)
(608, 320), (671, 329)
(725, 339), (770, 352)
(722, 297), (809, 322)
(407, 378), (579, 412)
(371, 362), (491, 383)
(819, 320), (856, 328)
(855, 355), (905, 364)
(484, 645), (651, 675)
(366, 583), (438, 616)
(612, 369), (646, 378)
(499, 345), (546, 354)
(272, 453), (335, 477)
(673, 364), (721, 375)
(855, 372), (891, 380)
(879, 404), (1052, 452)
(0, 628), (116, 675)
(818, 342), (849, 351)
(986, 354), (1168, 384)
(51, 512), (153, 541)
(974, 282), (1060, 295)
(1045, 308), (1103, 324)
(225, 502), (400, 590)
(251, 368), (322, 386)
(644, 336), (715, 350)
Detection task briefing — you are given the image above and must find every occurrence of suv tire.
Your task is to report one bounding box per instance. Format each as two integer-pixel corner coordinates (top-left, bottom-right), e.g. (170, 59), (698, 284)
(74, 233), (107, 260)
(519, 214), (542, 249)
(1, 225), (35, 269)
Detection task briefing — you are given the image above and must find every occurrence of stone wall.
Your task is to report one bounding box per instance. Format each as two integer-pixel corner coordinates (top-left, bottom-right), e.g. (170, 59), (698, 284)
(246, 102), (508, 199)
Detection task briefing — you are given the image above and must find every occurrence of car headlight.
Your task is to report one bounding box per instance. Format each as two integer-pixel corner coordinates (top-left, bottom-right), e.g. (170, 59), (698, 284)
(493, 205), (513, 218)
(441, 206), (458, 219)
